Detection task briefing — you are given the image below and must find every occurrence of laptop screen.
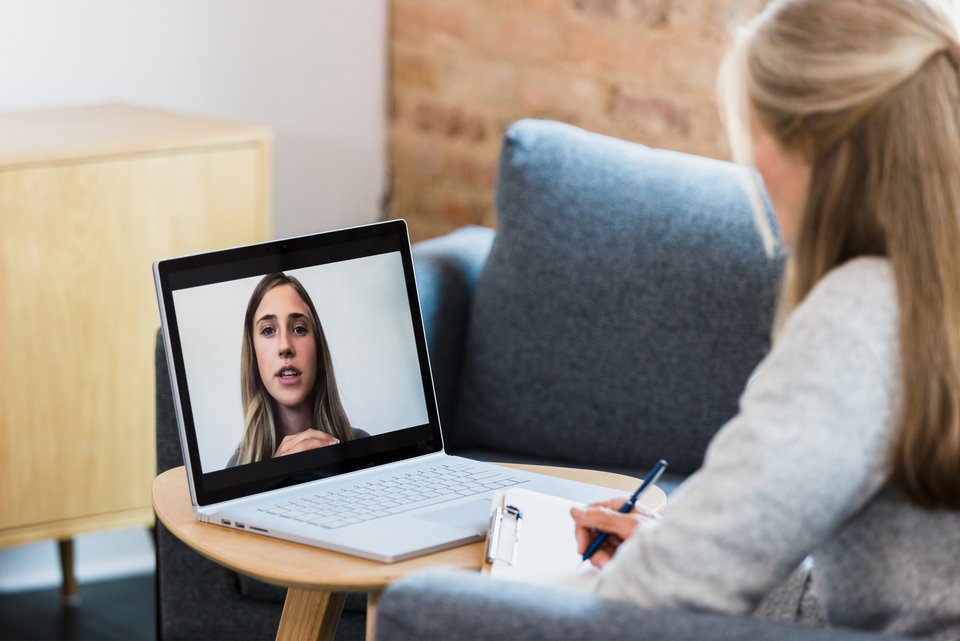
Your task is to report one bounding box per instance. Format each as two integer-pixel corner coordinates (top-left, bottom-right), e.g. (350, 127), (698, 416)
(155, 220), (443, 505)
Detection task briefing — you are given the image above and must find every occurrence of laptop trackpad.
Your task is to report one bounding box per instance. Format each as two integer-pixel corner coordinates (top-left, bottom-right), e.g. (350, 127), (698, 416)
(415, 499), (491, 534)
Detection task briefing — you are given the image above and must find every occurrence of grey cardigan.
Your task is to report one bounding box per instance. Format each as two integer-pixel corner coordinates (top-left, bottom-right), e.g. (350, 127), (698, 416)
(597, 257), (960, 639)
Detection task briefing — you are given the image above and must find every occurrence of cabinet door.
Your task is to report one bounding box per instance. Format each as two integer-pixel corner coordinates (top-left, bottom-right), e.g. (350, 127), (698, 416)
(0, 144), (269, 535)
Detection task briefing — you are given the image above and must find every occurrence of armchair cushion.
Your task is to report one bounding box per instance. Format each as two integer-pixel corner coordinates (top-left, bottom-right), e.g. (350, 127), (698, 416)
(411, 225), (495, 441)
(377, 570), (899, 641)
(455, 119), (784, 474)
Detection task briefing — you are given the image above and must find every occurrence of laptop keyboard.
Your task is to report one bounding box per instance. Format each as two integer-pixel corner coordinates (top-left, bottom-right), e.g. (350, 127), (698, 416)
(256, 462), (526, 529)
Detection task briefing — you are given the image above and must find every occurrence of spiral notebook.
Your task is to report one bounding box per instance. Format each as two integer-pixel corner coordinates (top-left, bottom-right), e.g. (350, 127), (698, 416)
(483, 487), (601, 591)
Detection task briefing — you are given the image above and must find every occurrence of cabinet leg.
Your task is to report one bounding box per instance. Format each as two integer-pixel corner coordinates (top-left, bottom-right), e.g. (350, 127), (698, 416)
(58, 538), (80, 606)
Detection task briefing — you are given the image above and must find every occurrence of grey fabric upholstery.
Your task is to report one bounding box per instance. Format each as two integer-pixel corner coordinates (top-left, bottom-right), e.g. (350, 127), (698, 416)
(456, 119), (783, 475)
(377, 570), (906, 641)
(411, 225), (495, 446)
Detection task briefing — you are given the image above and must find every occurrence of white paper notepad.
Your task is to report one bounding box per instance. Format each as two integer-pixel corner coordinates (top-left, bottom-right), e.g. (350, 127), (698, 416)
(484, 488), (600, 591)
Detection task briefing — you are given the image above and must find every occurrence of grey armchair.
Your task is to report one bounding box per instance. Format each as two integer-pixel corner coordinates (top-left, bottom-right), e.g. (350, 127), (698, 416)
(156, 119), (798, 639)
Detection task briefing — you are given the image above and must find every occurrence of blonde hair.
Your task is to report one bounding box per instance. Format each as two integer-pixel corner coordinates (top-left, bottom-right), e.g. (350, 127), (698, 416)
(237, 273), (353, 465)
(721, 0), (960, 509)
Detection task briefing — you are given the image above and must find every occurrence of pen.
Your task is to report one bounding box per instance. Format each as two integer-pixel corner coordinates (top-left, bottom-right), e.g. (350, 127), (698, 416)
(581, 459), (668, 564)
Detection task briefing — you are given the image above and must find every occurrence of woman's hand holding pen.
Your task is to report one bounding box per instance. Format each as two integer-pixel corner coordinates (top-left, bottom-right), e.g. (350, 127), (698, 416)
(274, 428), (340, 458)
(571, 499), (662, 568)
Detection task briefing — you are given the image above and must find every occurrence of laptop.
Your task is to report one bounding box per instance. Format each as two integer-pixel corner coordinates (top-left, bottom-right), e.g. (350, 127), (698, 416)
(154, 219), (621, 562)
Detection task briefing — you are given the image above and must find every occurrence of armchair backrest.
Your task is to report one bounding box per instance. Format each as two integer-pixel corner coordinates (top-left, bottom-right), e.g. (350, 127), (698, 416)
(451, 119), (784, 475)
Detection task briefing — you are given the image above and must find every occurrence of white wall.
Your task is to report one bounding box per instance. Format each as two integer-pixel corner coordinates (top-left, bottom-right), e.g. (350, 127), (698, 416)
(0, 0), (387, 592)
(0, 0), (387, 238)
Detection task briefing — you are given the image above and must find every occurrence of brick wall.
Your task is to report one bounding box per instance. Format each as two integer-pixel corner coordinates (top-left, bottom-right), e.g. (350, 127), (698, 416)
(388, 0), (764, 240)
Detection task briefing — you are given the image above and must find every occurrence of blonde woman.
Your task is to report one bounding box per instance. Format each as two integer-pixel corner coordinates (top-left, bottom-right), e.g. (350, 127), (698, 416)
(572, 0), (960, 637)
(227, 272), (368, 467)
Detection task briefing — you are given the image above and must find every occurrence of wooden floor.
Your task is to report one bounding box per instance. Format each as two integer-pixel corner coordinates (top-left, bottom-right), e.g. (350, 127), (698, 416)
(0, 573), (155, 641)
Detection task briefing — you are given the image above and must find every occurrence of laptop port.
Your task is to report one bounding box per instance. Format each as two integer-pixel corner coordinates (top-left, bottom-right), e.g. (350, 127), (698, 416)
(249, 526), (268, 533)
(235, 523), (246, 529)
(221, 519), (231, 526)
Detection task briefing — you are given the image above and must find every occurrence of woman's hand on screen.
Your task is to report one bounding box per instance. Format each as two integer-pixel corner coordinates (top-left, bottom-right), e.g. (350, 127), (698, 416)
(571, 498), (662, 568)
(273, 429), (340, 458)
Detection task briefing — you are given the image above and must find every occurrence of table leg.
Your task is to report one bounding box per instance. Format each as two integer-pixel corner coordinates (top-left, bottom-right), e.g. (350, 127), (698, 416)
(366, 590), (381, 641)
(275, 588), (346, 641)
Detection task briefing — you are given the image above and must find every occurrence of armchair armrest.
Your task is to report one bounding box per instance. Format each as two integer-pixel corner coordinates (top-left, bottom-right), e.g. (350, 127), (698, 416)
(377, 570), (902, 641)
(412, 225), (495, 444)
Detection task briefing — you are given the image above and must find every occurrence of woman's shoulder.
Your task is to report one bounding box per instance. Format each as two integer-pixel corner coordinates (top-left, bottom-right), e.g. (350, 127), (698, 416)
(789, 256), (897, 335)
(809, 256), (895, 307)
(778, 256), (898, 369)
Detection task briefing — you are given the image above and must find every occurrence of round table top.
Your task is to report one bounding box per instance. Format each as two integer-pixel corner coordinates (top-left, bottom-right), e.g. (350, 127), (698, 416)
(152, 463), (665, 592)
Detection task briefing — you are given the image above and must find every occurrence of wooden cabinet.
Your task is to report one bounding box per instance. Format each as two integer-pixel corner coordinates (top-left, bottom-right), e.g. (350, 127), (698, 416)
(0, 104), (271, 580)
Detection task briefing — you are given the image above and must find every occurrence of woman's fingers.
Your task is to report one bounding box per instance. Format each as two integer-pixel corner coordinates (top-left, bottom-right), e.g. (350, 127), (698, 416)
(572, 502), (622, 552)
(572, 515), (624, 568)
(572, 505), (642, 541)
(274, 429), (340, 457)
(571, 497), (657, 568)
(585, 546), (617, 568)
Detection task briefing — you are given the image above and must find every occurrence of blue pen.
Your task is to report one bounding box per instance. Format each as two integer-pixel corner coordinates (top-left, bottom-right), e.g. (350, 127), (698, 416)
(581, 459), (668, 563)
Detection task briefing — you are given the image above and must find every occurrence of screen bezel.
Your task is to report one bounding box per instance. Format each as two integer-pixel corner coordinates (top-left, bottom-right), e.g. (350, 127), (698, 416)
(154, 220), (444, 506)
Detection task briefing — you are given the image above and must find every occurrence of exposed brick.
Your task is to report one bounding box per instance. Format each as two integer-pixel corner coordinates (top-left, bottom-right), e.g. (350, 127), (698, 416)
(528, 0), (564, 10)
(607, 86), (692, 137)
(391, 0), (426, 42)
(393, 136), (497, 192)
(397, 186), (492, 233)
(664, 0), (709, 32)
(440, 197), (482, 227)
(414, 101), (488, 143)
(631, 0), (670, 26)
(392, 51), (438, 91)
(387, 0), (765, 238)
(453, 154), (498, 191)
(668, 0), (764, 39)
(570, 0), (668, 26)
(646, 32), (726, 94)
(434, 56), (520, 107)
(518, 67), (607, 119)
(394, 1), (474, 50)
(567, 23), (635, 76)
(390, 94), (401, 122)
(406, 217), (460, 243)
(469, 10), (566, 62)
(477, 0), (564, 10)
(570, 0), (619, 19)
(420, 1), (473, 49)
(392, 133), (444, 184)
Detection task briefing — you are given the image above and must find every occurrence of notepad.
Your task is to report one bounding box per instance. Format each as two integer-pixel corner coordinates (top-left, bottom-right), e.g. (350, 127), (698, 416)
(484, 488), (600, 591)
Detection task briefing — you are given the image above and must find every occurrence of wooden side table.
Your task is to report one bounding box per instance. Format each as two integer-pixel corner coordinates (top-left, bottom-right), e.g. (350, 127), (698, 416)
(153, 464), (665, 641)
(0, 103), (271, 600)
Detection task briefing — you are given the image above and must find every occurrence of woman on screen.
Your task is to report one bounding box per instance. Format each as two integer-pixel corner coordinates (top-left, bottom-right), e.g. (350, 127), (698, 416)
(227, 272), (368, 467)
